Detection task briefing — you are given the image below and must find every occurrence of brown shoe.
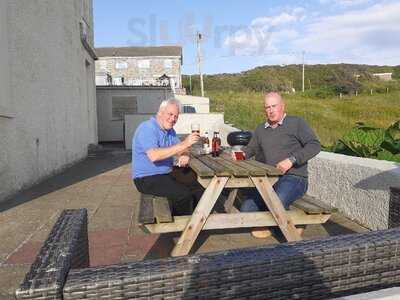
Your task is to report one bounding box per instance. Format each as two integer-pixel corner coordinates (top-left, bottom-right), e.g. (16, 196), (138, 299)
(251, 227), (272, 239)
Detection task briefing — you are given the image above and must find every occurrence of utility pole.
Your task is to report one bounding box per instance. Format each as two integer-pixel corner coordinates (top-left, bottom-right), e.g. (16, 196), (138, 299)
(302, 50), (305, 93)
(196, 31), (204, 97)
(189, 74), (192, 95)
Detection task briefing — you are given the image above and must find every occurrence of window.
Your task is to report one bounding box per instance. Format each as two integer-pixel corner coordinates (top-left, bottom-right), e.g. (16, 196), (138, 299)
(183, 105), (196, 113)
(115, 61), (128, 69)
(138, 59), (150, 69)
(164, 59), (172, 68)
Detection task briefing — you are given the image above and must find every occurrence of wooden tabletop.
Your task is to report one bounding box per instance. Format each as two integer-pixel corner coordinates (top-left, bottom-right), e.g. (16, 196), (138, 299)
(189, 152), (283, 178)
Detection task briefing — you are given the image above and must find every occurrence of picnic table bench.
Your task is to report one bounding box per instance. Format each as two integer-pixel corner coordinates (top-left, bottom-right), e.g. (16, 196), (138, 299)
(138, 152), (336, 256)
(139, 193), (335, 231)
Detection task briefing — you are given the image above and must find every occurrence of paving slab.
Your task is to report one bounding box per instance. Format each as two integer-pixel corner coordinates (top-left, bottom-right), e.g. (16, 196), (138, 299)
(89, 228), (129, 248)
(123, 233), (177, 261)
(89, 205), (134, 231)
(6, 241), (43, 265)
(0, 264), (30, 298)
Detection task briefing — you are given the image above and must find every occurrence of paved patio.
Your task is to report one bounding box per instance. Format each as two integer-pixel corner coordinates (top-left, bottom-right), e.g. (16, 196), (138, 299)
(0, 146), (369, 299)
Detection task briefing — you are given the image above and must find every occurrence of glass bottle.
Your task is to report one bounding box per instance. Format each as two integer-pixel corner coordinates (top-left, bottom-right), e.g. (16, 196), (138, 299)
(212, 132), (221, 157)
(203, 131), (210, 153)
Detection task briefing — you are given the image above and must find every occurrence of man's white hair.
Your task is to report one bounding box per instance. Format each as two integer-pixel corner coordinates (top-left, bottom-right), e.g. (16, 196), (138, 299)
(158, 98), (182, 113)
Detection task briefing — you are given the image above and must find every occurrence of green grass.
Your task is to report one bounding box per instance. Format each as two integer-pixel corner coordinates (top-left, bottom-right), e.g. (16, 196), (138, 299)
(205, 90), (400, 147)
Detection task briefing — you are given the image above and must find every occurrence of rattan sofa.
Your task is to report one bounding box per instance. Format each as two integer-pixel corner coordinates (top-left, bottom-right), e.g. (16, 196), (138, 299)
(15, 209), (89, 300)
(16, 199), (400, 299)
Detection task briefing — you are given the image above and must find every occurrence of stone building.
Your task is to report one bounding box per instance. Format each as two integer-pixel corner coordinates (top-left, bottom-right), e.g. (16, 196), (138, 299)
(0, 0), (98, 202)
(372, 72), (393, 81)
(95, 46), (183, 89)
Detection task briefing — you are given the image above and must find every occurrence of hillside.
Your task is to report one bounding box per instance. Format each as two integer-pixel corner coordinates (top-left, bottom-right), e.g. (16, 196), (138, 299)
(183, 64), (400, 95)
(182, 64), (400, 153)
(206, 90), (400, 147)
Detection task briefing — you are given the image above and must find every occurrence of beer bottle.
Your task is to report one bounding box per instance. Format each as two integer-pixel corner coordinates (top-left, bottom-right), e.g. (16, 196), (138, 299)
(215, 131), (221, 156)
(212, 132), (218, 157)
(203, 131), (210, 153)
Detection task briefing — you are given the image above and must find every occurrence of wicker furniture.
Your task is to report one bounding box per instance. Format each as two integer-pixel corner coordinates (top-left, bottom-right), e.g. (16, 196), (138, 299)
(63, 227), (400, 300)
(15, 209), (89, 300)
(389, 186), (400, 228)
(17, 207), (400, 299)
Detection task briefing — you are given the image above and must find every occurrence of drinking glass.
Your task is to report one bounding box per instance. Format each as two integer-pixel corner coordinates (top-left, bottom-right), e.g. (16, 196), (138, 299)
(191, 123), (200, 134)
(233, 151), (245, 160)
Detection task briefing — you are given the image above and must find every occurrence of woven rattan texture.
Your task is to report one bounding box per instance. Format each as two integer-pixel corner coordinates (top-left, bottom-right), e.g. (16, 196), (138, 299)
(65, 227), (400, 300)
(16, 209), (89, 300)
(389, 187), (400, 228)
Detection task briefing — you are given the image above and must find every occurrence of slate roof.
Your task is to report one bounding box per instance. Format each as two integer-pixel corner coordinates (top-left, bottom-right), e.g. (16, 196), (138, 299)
(95, 46), (182, 58)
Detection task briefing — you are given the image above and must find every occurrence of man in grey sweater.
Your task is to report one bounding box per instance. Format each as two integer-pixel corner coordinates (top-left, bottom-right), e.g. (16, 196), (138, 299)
(239, 92), (321, 238)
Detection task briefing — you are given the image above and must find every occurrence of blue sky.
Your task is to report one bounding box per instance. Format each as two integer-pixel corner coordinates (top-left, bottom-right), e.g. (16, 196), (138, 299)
(94, 0), (400, 74)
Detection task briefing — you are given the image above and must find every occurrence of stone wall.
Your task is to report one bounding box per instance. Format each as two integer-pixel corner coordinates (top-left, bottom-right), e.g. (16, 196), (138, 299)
(0, 0), (97, 202)
(308, 152), (400, 230)
(96, 56), (182, 87)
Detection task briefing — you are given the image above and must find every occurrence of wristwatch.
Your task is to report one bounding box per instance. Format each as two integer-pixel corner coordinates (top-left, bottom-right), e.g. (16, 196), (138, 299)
(288, 155), (297, 165)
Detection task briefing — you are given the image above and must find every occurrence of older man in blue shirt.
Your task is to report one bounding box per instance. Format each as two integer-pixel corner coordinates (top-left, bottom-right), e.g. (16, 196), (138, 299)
(132, 99), (201, 215)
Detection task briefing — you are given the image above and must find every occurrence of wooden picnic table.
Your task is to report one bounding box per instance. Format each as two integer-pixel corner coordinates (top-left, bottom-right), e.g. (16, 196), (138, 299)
(170, 151), (304, 257)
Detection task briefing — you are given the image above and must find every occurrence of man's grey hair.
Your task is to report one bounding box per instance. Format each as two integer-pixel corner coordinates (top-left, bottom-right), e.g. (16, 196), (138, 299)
(158, 98), (182, 113)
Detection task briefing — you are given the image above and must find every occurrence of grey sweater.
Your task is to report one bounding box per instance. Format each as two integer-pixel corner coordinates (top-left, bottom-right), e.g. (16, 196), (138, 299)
(243, 115), (321, 178)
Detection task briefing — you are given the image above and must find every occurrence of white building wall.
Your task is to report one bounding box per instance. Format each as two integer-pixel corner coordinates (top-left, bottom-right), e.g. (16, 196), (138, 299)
(97, 87), (213, 143)
(0, 0), (97, 202)
(0, 0), (17, 200)
(174, 95), (210, 113)
(96, 87), (173, 142)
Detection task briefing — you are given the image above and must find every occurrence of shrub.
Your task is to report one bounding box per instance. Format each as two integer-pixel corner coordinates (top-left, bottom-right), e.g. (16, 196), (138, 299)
(331, 120), (400, 162)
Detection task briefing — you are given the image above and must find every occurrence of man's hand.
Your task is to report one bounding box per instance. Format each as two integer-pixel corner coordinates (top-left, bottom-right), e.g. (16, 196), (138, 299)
(177, 154), (190, 167)
(146, 133), (199, 163)
(231, 150), (236, 160)
(184, 132), (200, 147)
(276, 158), (293, 174)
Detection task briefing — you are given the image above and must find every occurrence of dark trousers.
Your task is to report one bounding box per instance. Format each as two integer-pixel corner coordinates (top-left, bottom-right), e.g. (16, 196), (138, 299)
(134, 168), (204, 215)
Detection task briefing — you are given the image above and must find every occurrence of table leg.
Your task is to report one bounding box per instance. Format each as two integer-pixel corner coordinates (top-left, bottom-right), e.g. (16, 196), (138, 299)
(171, 176), (229, 257)
(224, 189), (239, 213)
(250, 176), (302, 242)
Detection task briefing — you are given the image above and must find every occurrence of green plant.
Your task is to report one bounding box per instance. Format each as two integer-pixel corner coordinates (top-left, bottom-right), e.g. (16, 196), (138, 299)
(331, 121), (400, 162)
(393, 66), (400, 80)
(303, 86), (336, 99)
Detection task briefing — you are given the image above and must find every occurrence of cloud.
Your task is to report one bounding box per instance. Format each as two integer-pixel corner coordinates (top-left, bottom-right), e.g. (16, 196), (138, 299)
(220, 1), (400, 66)
(292, 2), (400, 64)
(224, 8), (305, 56)
(251, 8), (305, 28)
(320, 0), (374, 7)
